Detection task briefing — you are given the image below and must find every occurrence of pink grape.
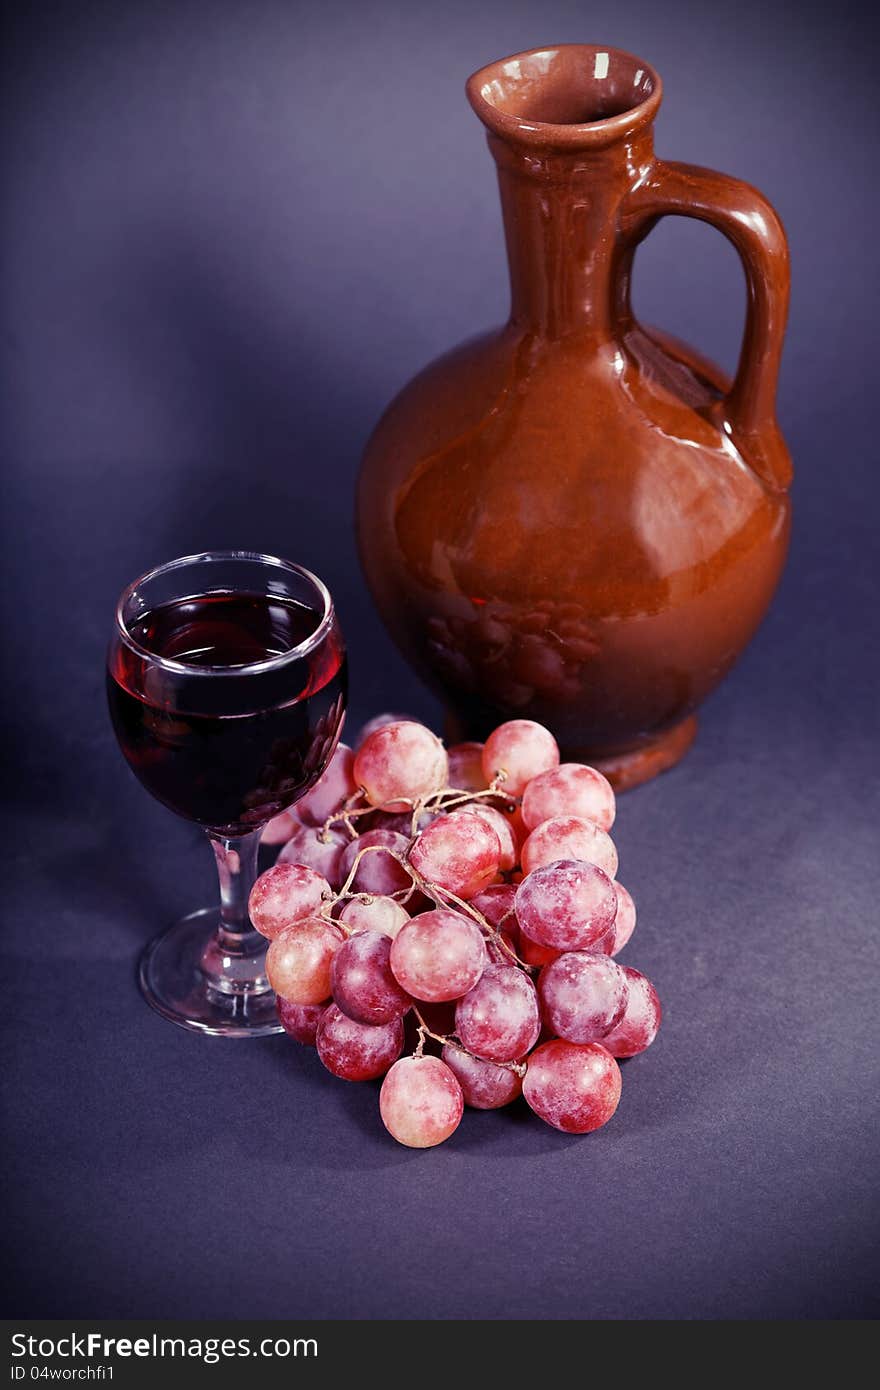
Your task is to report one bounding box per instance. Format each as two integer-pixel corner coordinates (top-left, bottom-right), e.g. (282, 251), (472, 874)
(515, 859), (617, 951)
(276, 997), (327, 1046)
(518, 934), (563, 968)
(260, 809), (298, 845)
(339, 828), (412, 895)
(521, 763), (616, 833)
(390, 909), (486, 1002)
(296, 742), (356, 827)
(379, 1055), (463, 1147)
(455, 963), (540, 1062)
(408, 811), (501, 900)
(601, 968), (662, 1057)
(338, 895), (409, 939)
(446, 741), (488, 791)
(467, 803), (518, 872)
(537, 953), (629, 1043)
(248, 863), (331, 940)
(442, 1045), (522, 1109)
(266, 918), (344, 1004)
(481, 719), (560, 795)
(521, 815), (619, 879)
(523, 1040), (622, 1134)
(353, 720), (448, 810)
(610, 881), (637, 956)
(330, 931), (412, 1026)
(470, 882), (518, 931)
(316, 1003), (404, 1081)
(356, 711), (414, 746)
(278, 822), (349, 887)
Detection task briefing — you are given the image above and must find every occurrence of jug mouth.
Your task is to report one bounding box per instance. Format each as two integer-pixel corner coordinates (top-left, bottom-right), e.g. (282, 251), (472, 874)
(467, 44), (662, 149)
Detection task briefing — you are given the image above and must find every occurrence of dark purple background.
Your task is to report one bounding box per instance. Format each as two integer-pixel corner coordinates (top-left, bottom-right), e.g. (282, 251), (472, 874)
(3, 0), (878, 1319)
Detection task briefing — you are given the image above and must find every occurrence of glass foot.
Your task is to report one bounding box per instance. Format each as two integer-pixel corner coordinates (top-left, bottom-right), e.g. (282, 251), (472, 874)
(138, 907), (283, 1037)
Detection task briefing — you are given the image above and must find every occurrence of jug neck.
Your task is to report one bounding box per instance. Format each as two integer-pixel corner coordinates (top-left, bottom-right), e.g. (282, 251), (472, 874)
(491, 132), (655, 339)
(466, 45), (662, 340)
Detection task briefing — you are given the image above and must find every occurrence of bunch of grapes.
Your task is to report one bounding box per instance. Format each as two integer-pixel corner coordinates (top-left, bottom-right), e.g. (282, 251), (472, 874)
(252, 716), (661, 1149)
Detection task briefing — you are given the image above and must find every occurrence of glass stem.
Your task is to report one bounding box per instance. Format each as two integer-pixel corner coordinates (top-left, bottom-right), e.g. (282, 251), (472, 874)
(200, 830), (270, 998)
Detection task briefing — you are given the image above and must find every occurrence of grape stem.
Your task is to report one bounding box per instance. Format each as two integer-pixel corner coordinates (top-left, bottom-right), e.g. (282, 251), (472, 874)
(411, 1007), (527, 1077)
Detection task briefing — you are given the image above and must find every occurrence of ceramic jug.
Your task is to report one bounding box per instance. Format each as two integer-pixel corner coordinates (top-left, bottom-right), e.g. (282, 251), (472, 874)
(357, 45), (791, 788)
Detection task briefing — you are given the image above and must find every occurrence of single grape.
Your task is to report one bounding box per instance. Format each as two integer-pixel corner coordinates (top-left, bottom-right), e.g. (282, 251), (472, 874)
(295, 742), (357, 827)
(266, 918), (344, 1005)
(260, 809), (298, 845)
(316, 1003), (404, 1081)
(537, 952), (628, 1043)
(521, 815), (619, 879)
(339, 828), (413, 896)
(601, 968), (662, 1057)
(523, 1040), (622, 1134)
(446, 741), (489, 792)
(330, 930), (412, 1026)
(248, 863), (331, 940)
(353, 720), (448, 810)
(338, 895), (409, 939)
(521, 763), (616, 833)
(276, 997), (327, 1046)
(390, 909), (486, 1002)
(278, 822), (349, 888)
(455, 963), (540, 1062)
(470, 882), (518, 932)
(442, 1045), (523, 1109)
(365, 807), (436, 837)
(515, 859), (617, 951)
(408, 811), (501, 899)
(356, 711), (414, 746)
(481, 719), (560, 795)
(609, 881), (636, 956)
(466, 803), (519, 872)
(379, 1055), (464, 1147)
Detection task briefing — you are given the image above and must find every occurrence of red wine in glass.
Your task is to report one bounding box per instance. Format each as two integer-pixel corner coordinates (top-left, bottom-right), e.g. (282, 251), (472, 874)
(108, 591), (346, 835)
(107, 553), (347, 1037)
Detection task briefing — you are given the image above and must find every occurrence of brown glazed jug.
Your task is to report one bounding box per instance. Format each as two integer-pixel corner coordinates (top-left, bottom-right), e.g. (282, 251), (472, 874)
(357, 45), (792, 788)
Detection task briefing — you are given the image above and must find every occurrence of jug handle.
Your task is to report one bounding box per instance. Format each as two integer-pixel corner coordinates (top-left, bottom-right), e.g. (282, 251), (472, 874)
(619, 160), (792, 492)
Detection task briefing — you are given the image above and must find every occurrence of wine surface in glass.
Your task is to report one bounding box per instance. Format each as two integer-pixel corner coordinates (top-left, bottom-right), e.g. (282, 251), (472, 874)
(107, 591), (347, 834)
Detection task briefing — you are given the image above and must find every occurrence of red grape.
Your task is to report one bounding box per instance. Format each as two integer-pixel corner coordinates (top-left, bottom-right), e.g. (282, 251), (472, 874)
(467, 803), (518, 872)
(408, 811), (501, 899)
(330, 930), (412, 1026)
(338, 895), (409, 939)
(353, 720), (448, 810)
(295, 742), (357, 827)
(518, 934), (563, 968)
(339, 828), (413, 895)
(278, 822), (349, 887)
(248, 863), (331, 940)
(446, 741), (488, 792)
(521, 763), (616, 833)
(515, 859), (617, 951)
(521, 816), (618, 878)
(390, 909), (486, 1002)
(316, 1003), (404, 1081)
(266, 918), (344, 1005)
(356, 711), (414, 746)
(260, 809), (298, 845)
(610, 881), (637, 956)
(455, 963), (540, 1062)
(379, 1055), (464, 1147)
(523, 1040), (622, 1133)
(276, 997), (327, 1045)
(537, 952), (629, 1042)
(442, 1045), (523, 1109)
(470, 882), (518, 931)
(481, 719), (560, 795)
(601, 968), (662, 1057)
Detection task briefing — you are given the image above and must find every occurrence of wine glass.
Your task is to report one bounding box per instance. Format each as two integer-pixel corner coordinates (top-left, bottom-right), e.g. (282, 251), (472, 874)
(107, 551), (347, 1036)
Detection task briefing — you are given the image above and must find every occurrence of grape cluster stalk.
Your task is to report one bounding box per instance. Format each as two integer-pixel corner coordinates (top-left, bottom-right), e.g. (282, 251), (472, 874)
(252, 717), (662, 1148)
